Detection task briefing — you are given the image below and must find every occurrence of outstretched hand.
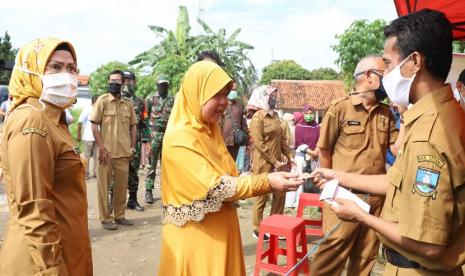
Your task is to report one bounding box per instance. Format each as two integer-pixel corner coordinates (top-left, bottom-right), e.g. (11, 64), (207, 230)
(309, 168), (338, 188)
(268, 172), (303, 192)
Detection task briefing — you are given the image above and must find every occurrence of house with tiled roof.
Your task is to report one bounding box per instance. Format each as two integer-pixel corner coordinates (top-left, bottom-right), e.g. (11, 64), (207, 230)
(77, 75), (89, 86)
(272, 79), (347, 122)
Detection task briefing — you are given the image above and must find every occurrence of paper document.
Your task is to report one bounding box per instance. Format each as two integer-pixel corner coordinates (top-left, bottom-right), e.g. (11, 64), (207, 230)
(319, 179), (370, 213)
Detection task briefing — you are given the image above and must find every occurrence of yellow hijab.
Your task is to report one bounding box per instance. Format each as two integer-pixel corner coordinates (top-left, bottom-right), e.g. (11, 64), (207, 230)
(161, 61), (237, 209)
(8, 37), (76, 111)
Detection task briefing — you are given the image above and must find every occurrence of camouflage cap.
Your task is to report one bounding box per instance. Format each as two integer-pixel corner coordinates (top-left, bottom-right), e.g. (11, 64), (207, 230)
(157, 75), (169, 84)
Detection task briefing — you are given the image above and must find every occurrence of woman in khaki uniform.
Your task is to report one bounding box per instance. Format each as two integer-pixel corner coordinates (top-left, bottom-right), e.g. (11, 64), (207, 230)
(0, 38), (92, 275)
(248, 85), (293, 239)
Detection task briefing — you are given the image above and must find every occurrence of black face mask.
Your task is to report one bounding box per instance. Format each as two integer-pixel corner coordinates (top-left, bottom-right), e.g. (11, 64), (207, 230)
(157, 83), (169, 97)
(108, 82), (122, 95)
(375, 82), (388, 101)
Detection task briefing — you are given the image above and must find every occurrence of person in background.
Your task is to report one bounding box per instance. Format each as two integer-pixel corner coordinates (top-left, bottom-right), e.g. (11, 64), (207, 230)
(77, 95), (99, 179)
(221, 83), (248, 161)
(282, 113), (295, 153)
(0, 95), (12, 120)
(91, 69), (137, 230)
(158, 61), (303, 275)
(0, 37), (92, 275)
(248, 85), (293, 240)
(197, 50), (223, 65)
(122, 70), (145, 212)
(295, 104), (320, 160)
(144, 75), (174, 204)
(455, 68), (465, 111)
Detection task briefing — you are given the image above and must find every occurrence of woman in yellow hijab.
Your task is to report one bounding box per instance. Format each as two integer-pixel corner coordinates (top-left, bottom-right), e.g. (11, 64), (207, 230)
(158, 61), (302, 275)
(0, 38), (92, 275)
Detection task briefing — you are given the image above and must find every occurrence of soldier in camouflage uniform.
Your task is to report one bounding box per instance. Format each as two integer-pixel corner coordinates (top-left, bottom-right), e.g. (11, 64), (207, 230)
(144, 75), (174, 203)
(122, 71), (146, 211)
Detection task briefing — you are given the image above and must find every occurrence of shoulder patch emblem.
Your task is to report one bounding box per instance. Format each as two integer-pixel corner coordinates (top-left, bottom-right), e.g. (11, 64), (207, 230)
(412, 167), (440, 199)
(22, 127), (47, 137)
(416, 155), (444, 168)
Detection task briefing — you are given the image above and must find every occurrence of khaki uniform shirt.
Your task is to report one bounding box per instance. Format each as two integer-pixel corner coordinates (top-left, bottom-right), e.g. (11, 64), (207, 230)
(91, 93), (137, 158)
(250, 110), (291, 173)
(380, 86), (465, 271)
(0, 98), (92, 276)
(317, 95), (398, 174)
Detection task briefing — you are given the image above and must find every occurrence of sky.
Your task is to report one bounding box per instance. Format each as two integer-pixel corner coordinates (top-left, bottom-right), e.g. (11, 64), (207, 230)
(0, 0), (398, 75)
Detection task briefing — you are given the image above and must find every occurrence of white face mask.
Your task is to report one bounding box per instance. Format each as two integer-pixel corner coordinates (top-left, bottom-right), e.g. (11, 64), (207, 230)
(41, 72), (78, 108)
(382, 54), (416, 107)
(16, 66), (78, 109)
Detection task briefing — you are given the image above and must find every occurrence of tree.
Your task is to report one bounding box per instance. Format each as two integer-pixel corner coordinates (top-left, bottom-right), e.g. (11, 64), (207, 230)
(130, 6), (257, 95)
(0, 31), (17, 85)
(259, 60), (311, 85)
(332, 19), (387, 87)
(308, 67), (341, 80)
(453, 41), (465, 53)
(136, 74), (156, 99)
(88, 61), (130, 96)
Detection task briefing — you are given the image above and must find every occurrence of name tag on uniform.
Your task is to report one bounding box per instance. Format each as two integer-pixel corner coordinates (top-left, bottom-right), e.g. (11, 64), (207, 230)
(348, 120), (361, 126)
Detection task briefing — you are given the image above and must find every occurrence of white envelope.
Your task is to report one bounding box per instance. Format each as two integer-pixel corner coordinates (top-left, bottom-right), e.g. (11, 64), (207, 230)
(319, 179), (370, 213)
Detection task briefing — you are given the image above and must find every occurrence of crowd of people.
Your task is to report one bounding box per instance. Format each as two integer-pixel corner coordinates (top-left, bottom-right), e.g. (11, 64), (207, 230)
(0, 8), (465, 276)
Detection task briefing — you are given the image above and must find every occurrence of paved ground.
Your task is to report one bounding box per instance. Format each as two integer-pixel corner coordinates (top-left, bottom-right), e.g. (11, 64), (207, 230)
(0, 163), (385, 276)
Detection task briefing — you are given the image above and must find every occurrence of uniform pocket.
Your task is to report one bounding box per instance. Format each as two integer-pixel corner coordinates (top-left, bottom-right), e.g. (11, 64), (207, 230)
(341, 125), (365, 149)
(122, 111), (131, 124)
(103, 110), (116, 125)
(377, 115), (389, 146)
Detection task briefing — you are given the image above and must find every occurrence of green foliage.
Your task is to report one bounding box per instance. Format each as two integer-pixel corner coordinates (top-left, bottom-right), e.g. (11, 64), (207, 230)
(260, 60), (311, 84)
(332, 19), (387, 87)
(130, 5), (256, 96)
(0, 31), (17, 85)
(88, 61), (129, 96)
(136, 74), (156, 98)
(152, 55), (190, 95)
(308, 67), (341, 80)
(453, 41), (465, 53)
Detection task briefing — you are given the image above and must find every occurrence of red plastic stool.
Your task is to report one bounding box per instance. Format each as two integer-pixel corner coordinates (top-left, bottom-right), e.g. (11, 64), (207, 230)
(296, 193), (324, 238)
(254, 215), (309, 276)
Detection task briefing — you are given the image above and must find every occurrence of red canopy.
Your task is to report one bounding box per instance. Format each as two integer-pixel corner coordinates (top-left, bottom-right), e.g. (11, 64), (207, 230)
(394, 0), (465, 40)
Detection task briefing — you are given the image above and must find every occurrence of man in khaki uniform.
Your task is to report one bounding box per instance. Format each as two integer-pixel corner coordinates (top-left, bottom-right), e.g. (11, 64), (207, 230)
(311, 9), (465, 276)
(311, 55), (399, 276)
(248, 86), (293, 239)
(91, 69), (137, 230)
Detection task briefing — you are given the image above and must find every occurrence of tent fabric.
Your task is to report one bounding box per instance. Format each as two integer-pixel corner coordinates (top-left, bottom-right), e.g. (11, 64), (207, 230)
(394, 0), (465, 40)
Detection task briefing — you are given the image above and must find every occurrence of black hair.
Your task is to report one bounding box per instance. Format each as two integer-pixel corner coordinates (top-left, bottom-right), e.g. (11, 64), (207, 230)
(384, 9), (452, 81)
(197, 50), (223, 66)
(458, 69), (465, 85)
(108, 69), (124, 80)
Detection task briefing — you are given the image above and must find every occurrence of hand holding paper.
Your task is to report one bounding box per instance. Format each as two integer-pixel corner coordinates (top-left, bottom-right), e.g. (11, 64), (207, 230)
(319, 179), (370, 213)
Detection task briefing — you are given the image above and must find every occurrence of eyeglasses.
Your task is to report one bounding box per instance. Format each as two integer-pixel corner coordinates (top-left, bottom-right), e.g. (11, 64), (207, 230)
(45, 62), (79, 74)
(353, 69), (384, 78)
(109, 79), (123, 84)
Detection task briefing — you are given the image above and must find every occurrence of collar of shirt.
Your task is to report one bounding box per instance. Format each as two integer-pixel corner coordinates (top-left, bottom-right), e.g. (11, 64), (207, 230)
(350, 93), (379, 112)
(108, 93), (123, 102)
(25, 97), (62, 126)
(403, 85), (453, 126)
